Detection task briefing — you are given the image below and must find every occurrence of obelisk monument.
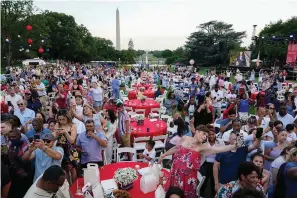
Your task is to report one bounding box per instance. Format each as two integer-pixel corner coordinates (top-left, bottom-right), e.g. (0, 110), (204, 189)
(116, 8), (121, 50)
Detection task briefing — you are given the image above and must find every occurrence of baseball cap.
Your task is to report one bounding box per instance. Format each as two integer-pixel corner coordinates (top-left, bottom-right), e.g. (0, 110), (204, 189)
(41, 133), (55, 141)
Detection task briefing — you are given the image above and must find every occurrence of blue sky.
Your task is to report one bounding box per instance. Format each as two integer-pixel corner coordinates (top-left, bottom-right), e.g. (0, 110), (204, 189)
(34, 0), (297, 50)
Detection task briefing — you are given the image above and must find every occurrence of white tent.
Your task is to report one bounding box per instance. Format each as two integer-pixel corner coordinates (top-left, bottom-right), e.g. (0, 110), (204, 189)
(251, 59), (263, 63)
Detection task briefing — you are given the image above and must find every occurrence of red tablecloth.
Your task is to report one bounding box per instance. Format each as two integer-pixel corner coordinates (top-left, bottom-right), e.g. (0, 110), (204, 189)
(124, 99), (160, 116)
(132, 84), (153, 90)
(70, 162), (170, 198)
(130, 118), (167, 143)
(128, 90), (155, 100)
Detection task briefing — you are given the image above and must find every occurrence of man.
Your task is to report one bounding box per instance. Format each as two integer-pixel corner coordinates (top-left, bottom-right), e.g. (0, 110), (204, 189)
(56, 83), (68, 109)
(24, 165), (73, 198)
(116, 100), (130, 146)
(14, 99), (35, 126)
(277, 106), (294, 127)
(111, 75), (120, 99)
(213, 131), (261, 190)
(218, 109), (237, 136)
(22, 133), (64, 181)
(5, 86), (22, 112)
(26, 118), (51, 140)
(222, 119), (249, 143)
(211, 84), (224, 119)
(216, 162), (264, 198)
(34, 78), (47, 107)
(76, 120), (107, 168)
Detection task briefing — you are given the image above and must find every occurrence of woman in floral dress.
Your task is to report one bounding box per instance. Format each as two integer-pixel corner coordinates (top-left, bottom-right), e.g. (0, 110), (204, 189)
(54, 109), (78, 185)
(159, 125), (240, 198)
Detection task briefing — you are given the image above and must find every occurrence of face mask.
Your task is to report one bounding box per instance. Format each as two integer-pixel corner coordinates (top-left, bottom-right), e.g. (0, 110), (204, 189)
(10, 139), (22, 147)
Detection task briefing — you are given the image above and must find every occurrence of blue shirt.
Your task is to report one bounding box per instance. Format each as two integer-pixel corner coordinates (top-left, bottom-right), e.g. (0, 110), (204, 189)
(239, 99), (249, 113)
(218, 118), (232, 133)
(14, 108), (35, 125)
(284, 162), (297, 198)
(76, 131), (107, 164)
(111, 79), (120, 90)
(26, 128), (52, 139)
(33, 146), (64, 182)
(215, 146), (249, 184)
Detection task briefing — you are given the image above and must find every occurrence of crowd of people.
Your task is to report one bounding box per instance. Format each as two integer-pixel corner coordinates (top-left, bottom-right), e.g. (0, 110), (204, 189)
(0, 62), (297, 198)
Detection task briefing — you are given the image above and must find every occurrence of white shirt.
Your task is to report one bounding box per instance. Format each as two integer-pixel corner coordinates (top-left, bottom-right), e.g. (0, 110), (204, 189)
(226, 71), (231, 78)
(5, 94), (22, 111)
(24, 175), (70, 198)
(277, 113), (294, 127)
(72, 118), (86, 134)
(222, 129), (249, 143)
(211, 90), (224, 108)
(256, 116), (270, 129)
(36, 83), (46, 96)
(287, 131), (297, 142)
(227, 93), (237, 100)
(143, 149), (156, 163)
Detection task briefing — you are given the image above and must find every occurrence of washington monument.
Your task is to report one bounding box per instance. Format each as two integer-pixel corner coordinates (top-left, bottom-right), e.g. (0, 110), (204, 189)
(116, 8), (121, 50)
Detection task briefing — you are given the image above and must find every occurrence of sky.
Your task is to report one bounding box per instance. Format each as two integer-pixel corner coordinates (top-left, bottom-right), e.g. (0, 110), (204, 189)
(34, 0), (297, 50)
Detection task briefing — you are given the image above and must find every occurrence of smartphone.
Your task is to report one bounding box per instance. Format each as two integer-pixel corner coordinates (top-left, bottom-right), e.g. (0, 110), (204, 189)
(7, 101), (12, 106)
(34, 134), (40, 140)
(256, 128), (263, 138)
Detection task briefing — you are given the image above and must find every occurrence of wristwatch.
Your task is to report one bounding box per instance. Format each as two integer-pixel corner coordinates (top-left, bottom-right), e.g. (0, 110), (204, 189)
(43, 146), (48, 152)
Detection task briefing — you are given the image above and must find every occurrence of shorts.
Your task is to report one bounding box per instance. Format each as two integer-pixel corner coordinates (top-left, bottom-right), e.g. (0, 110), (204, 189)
(93, 101), (102, 108)
(121, 134), (131, 147)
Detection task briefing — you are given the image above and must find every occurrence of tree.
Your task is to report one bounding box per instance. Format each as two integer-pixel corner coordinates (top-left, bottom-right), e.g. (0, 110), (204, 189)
(250, 17), (297, 64)
(161, 49), (173, 58)
(185, 20), (246, 66)
(128, 38), (134, 50)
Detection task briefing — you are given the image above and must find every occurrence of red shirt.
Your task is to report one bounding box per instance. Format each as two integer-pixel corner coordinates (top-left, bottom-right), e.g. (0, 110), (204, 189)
(56, 91), (68, 109)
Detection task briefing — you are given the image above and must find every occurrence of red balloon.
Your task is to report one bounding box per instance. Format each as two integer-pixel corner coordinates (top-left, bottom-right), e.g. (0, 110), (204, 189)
(38, 47), (44, 53)
(26, 25), (32, 31)
(27, 38), (33, 44)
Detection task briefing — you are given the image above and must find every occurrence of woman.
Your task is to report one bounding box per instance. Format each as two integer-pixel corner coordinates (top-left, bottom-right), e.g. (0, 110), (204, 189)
(164, 92), (178, 116)
(71, 104), (107, 131)
(158, 125), (241, 198)
(238, 93), (253, 118)
(184, 96), (197, 123)
(104, 109), (118, 164)
(70, 79), (82, 96)
(251, 152), (270, 193)
(90, 82), (104, 112)
(241, 116), (257, 133)
(265, 103), (277, 122)
(264, 128), (288, 170)
(192, 102), (212, 128)
(4, 129), (32, 198)
(47, 119), (56, 132)
(54, 110), (78, 185)
(165, 117), (187, 151)
(285, 93), (296, 117)
(200, 125), (225, 198)
(273, 147), (297, 198)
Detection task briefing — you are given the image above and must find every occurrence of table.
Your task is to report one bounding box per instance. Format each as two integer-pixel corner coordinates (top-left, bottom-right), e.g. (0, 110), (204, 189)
(124, 99), (160, 116)
(130, 118), (167, 143)
(132, 84), (153, 90)
(128, 90), (155, 100)
(70, 162), (170, 198)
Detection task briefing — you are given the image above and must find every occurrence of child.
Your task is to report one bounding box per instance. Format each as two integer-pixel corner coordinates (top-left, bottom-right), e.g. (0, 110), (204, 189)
(140, 140), (156, 163)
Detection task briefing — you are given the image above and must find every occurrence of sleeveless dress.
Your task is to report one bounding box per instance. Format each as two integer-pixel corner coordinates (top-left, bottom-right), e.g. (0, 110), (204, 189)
(169, 147), (202, 198)
(264, 148), (282, 170)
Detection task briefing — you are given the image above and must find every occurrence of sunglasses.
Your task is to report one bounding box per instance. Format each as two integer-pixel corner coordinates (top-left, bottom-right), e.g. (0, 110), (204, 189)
(17, 103), (24, 106)
(42, 139), (52, 143)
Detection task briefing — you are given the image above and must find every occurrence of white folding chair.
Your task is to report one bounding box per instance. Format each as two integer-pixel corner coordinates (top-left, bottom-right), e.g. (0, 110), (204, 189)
(161, 115), (173, 127)
(134, 109), (146, 117)
(133, 136), (150, 162)
(112, 138), (119, 162)
(155, 97), (164, 106)
(149, 108), (161, 119)
(197, 171), (206, 198)
(167, 125), (177, 136)
(152, 135), (168, 158)
(160, 152), (172, 171)
(116, 147), (136, 162)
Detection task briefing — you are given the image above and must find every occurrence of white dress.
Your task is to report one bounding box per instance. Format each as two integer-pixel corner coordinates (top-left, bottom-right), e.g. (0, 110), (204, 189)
(105, 120), (118, 164)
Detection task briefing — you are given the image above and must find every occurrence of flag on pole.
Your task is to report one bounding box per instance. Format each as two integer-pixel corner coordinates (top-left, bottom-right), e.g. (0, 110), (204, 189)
(256, 51), (260, 67)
